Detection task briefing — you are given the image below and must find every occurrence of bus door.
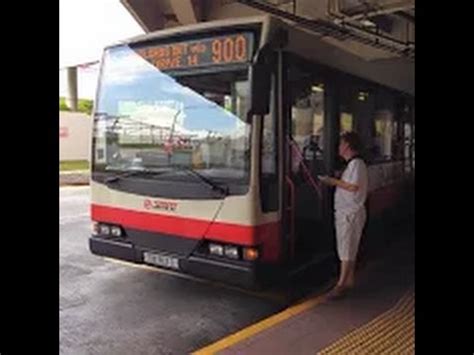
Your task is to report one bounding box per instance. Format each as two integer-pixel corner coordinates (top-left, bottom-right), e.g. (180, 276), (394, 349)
(283, 60), (332, 264)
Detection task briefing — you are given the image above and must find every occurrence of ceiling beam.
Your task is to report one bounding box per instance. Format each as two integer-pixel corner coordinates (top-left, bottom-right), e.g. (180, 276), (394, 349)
(170, 0), (199, 25)
(120, 0), (165, 32)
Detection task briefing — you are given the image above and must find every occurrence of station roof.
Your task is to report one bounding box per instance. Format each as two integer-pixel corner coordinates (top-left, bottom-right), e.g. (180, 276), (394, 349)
(119, 0), (414, 94)
(120, 0), (415, 62)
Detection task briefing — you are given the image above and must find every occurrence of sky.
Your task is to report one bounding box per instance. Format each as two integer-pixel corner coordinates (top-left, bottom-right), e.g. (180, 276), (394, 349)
(60, 0), (144, 99)
(97, 46), (243, 135)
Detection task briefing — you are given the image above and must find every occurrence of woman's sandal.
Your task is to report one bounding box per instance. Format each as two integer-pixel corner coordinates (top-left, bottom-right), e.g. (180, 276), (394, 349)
(326, 285), (350, 300)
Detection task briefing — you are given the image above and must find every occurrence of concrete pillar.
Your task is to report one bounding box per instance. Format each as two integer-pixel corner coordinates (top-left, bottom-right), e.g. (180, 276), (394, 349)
(66, 66), (78, 111)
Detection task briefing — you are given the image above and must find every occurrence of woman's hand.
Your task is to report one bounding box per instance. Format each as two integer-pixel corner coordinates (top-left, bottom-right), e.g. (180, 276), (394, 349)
(318, 176), (337, 186)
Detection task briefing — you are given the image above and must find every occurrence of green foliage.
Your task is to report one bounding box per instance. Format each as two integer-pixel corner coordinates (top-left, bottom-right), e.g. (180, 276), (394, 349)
(60, 160), (89, 171)
(60, 97), (94, 115)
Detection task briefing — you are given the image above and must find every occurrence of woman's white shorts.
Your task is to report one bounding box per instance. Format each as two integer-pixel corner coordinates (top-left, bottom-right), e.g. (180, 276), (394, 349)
(335, 208), (367, 261)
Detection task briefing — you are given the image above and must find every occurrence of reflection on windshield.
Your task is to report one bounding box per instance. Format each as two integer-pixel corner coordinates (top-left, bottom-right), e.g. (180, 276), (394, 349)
(93, 45), (251, 182)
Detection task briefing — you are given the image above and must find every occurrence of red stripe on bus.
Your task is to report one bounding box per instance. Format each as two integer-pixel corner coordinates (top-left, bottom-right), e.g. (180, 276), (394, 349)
(91, 204), (279, 249)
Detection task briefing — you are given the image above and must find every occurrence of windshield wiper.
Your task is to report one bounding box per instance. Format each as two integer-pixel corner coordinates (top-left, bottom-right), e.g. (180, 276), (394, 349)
(104, 166), (229, 196)
(104, 168), (161, 183)
(175, 166), (229, 196)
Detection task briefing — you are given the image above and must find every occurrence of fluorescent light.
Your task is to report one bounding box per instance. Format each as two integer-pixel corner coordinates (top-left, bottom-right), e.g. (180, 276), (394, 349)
(361, 20), (376, 27)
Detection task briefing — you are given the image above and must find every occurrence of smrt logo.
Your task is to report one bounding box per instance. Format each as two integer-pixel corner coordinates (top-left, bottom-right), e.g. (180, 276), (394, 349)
(144, 199), (178, 212)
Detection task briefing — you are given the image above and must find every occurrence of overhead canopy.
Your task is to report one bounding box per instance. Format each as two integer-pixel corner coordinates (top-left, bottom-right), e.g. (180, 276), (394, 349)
(120, 0), (415, 62)
(118, 0), (415, 94)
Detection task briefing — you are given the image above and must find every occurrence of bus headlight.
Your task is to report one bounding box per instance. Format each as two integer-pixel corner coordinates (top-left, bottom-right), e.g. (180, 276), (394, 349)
(224, 246), (239, 259)
(209, 243), (224, 256)
(100, 225), (111, 235)
(111, 226), (122, 237)
(92, 222), (100, 236)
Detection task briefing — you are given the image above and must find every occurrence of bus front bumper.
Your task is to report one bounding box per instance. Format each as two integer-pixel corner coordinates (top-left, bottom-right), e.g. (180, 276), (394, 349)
(89, 236), (269, 289)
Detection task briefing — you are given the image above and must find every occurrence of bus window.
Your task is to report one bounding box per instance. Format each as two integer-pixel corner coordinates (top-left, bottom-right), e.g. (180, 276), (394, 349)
(290, 83), (324, 174)
(261, 73), (276, 176)
(260, 74), (278, 212)
(262, 107), (276, 175)
(402, 102), (415, 172)
(404, 122), (412, 173)
(390, 98), (408, 164)
(340, 112), (353, 133)
(373, 110), (394, 161)
(370, 88), (397, 162)
(93, 45), (252, 193)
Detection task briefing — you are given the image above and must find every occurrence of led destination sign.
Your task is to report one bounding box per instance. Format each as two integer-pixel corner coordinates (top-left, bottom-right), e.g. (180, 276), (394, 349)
(135, 32), (254, 71)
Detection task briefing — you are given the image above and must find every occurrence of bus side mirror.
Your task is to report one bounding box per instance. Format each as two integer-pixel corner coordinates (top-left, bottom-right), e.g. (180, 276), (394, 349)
(249, 61), (271, 116)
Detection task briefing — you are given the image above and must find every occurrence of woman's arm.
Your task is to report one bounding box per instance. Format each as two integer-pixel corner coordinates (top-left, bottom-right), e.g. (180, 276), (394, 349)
(319, 176), (359, 192)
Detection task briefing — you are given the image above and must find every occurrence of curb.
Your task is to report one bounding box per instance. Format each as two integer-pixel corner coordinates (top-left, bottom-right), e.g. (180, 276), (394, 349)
(59, 171), (90, 186)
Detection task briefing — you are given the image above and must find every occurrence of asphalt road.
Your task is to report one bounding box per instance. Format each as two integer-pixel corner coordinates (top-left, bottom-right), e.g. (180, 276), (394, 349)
(60, 186), (285, 355)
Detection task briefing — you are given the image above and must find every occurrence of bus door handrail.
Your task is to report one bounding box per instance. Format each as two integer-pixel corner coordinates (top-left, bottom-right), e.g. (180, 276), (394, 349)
(285, 175), (296, 259)
(287, 138), (322, 198)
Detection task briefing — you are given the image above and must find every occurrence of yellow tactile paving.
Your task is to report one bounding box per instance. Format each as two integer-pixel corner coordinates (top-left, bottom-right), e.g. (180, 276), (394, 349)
(318, 289), (414, 355)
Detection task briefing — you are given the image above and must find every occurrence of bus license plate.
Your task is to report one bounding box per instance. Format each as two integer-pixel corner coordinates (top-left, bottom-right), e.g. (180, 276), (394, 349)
(143, 252), (180, 270)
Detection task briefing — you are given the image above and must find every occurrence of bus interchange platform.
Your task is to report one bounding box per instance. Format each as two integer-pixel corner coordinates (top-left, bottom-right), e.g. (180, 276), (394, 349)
(193, 232), (414, 355)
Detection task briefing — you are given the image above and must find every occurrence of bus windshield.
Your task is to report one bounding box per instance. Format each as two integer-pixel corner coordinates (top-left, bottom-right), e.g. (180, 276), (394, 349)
(93, 44), (251, 184)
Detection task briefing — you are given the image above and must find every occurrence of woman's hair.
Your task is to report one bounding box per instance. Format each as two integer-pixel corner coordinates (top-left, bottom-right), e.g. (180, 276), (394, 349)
(341, 131), (363, 153)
